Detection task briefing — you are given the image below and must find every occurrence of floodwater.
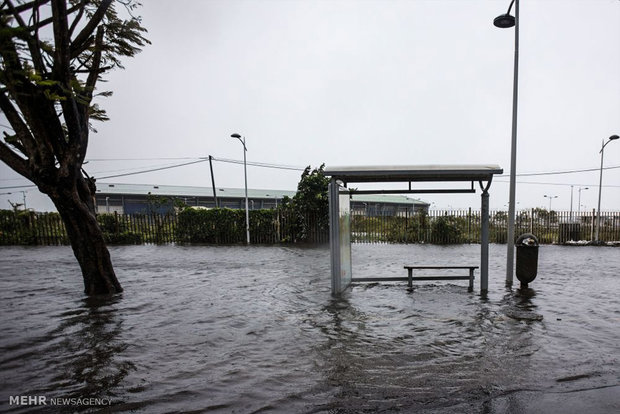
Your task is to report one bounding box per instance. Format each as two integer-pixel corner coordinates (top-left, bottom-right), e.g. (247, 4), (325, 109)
(0, 244), (619, 413)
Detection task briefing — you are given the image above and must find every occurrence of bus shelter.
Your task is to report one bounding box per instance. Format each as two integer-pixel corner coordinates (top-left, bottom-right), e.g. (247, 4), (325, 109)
(325, 164), (503, 296)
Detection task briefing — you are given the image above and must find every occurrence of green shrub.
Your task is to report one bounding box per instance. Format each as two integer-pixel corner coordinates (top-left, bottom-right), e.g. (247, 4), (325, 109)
(431, 215), (464, 244)
(104, 231), (143, 245)
(177, 208), (244, 243)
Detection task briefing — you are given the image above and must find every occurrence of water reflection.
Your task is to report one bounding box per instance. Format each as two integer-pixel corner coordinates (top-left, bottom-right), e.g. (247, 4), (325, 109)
(311, 284), (550, 412)
(42, 295), (134, 411)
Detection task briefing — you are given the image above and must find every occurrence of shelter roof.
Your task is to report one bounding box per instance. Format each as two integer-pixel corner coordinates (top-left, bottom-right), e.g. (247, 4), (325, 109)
(324, 164), (503, 183)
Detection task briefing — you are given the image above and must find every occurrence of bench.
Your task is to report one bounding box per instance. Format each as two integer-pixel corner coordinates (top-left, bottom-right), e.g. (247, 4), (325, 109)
(351, 265), (478, 292)
(405, 266), (478, 292)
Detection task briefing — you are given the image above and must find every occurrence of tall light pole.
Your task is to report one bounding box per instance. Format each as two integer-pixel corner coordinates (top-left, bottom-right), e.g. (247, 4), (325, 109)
(544, 194), (558, 212)
(570, 185), (574, 221)
(494, 0), (519, 287)
(231, 133), (250, 244)
(577, 187), (588, 217)
(595, 134), (619, 243)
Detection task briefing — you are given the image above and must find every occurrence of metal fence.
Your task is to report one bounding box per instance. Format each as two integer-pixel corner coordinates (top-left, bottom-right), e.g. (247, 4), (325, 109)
(350, 209), (620, 245)
(1, 209), (618, 246)
(0, 209), (329, 246)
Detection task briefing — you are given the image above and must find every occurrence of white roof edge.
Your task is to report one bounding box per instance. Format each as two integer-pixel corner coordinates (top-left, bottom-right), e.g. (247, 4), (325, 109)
(324, 164), (503, 182)
(325, 164), (503, 173)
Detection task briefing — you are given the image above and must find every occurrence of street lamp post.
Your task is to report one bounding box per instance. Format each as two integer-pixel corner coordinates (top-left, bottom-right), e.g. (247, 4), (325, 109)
(577, 187), (588, 217)
(544, 194), (558, 212)
(494, 0), (519, 287)
(595, 134), (619, 243)
(231, 133), (250, 244)
(570, 185), (574, 221)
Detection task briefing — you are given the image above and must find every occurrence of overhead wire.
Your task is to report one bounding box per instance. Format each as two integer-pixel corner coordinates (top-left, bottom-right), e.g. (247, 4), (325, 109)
(500, 164), (620, 177)
(96, 158), (210, 180)
(1, 157), (619, 190)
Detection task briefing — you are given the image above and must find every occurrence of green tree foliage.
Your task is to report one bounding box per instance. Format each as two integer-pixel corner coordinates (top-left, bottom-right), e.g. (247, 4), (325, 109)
(431, 215), (464, 244)
(293, 164), (330, 215)
(279, 164), (330, 242)
(0, 0), (149, 294)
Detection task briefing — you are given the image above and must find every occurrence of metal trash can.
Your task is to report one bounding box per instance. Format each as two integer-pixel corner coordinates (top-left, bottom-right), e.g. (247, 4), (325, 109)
(516, 233), (539, 288)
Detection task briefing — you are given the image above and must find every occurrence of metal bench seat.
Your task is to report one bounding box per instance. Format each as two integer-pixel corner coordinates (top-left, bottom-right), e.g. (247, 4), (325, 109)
(351, 266), (478, 292)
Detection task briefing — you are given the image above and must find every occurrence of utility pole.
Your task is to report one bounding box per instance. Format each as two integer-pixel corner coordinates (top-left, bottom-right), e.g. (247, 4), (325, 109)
(208, 155), (218, 208)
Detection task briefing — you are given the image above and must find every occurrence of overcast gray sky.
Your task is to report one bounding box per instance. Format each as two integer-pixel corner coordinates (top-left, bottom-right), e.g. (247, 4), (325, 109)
(1, 0), (619, 211)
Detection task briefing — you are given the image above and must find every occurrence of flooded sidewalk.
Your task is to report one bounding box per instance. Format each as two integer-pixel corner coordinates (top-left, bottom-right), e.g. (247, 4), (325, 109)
(0, 244), (618, 413)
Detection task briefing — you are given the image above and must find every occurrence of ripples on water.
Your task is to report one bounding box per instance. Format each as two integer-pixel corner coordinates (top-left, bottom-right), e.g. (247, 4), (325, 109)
(0, 244), (619, 413)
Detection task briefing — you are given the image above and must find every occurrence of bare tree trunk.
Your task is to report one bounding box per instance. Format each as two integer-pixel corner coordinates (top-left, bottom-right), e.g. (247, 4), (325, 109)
(49, 181), (122, 295)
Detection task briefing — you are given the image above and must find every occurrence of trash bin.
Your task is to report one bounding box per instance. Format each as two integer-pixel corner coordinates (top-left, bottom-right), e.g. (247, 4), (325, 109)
(516, 233), (539, 288)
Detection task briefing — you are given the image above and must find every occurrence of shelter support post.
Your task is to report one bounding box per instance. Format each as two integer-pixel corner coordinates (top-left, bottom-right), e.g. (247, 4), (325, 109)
(329, 179), (352, 296)
(480, 181), (491, 294)
(329, 179), (341, 295)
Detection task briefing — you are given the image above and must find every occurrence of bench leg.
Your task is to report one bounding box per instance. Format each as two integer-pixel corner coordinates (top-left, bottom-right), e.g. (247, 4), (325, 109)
(468, 268), (474, 292)
(408, 268), (413, 288)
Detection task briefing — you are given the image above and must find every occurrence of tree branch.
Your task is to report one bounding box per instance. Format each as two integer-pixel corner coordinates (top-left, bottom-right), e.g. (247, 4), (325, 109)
(0, 91), (38, 158)
(68, 0), (86, 38)
(70, 0), (112, 59)
(0, 139), (32, 181)
(29, 0), (48, 75)
(84, 26), (103, 103)
(0, 16), (59, 165)
(3, 0), (50, 15)
(4, 0), (29, 28)
(51, 0), (83, 179)
(4, 1), (48, 76)
(27, 1), (87, 32)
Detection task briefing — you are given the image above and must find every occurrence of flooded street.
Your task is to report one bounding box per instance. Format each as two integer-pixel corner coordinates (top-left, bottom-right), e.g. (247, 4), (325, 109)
(1, 244), (619, 413)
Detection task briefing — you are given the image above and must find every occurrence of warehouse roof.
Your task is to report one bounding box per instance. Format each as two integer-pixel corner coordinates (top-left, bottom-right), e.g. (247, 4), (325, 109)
(96, 182), (295, 199)
(96, 183), (429, 206)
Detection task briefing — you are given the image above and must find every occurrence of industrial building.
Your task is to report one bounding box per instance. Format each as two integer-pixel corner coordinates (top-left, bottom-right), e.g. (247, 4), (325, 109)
(95, 183), (429, 216)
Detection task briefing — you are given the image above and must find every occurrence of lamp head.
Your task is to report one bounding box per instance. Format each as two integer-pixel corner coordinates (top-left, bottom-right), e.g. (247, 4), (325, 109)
(610, 135), (619, 141)
(493, 13), (515, 28)
(231, 133), (241, 139)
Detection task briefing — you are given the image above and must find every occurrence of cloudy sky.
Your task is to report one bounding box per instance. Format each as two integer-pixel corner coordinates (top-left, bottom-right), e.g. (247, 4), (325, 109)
(1, 0), (619, 211)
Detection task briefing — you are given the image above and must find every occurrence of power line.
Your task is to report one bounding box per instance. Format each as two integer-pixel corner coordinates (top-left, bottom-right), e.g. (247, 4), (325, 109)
(211, 157), (305, 171)
(0, 184), (36, 190)
(87, 157), (200, 161)
(2, 158), (618, 190)
(95, 158), (210, 180)
(84, 156), (307, 171)
(89, 161), (200, 177)
(80, 156), (620, 176)
(500, 164), (620, 177)
(0, 156), (304, 189)
(495, 180), (620, 188)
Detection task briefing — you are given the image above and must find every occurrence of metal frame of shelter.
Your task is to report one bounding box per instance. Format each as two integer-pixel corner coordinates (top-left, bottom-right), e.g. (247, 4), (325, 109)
(325, 165), (504, 296)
